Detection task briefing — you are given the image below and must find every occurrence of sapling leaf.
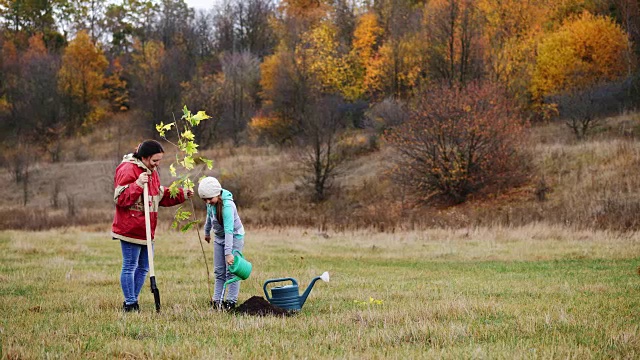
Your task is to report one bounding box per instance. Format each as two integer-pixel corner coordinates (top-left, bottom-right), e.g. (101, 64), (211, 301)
(201, 157), (213, 170)
(181, 130), (195, 141)
(189, 111), (210, 126)
(181, 105), (191, 120)
(169, 164), (176, 177)
(181, 156), (195, 170)
(181, 220), (200, 232)
(183, 178), (195, 191)
(184, 141), (198, 156)
(156, 123), (165, 137)
(169, 182), (181, 198)
(173, 206), (191, 221)
(177, 211), (191, 221)
(156, 121), (175, 137)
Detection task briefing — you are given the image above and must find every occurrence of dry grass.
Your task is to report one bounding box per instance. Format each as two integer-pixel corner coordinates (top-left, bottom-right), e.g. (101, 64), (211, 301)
(3, 112), (640, 232)
(1, 225), (639, 358)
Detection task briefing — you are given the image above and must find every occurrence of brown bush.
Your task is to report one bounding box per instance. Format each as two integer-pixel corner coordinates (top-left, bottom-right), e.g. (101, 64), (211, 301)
(386, 82), (531, 203)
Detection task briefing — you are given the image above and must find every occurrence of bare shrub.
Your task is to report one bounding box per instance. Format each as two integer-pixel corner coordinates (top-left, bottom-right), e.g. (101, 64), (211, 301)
(293, 96), (350, 202)
(386, 82), (530, 204)
(66, 194), (77, 217)
(364, 97), (410, 132)
(7, 144), (32, 185)
(534, 176), (551, 202)
(551, 79), (633, 140)
(4, 142), (35, 206)
(51, 181), (61, 209)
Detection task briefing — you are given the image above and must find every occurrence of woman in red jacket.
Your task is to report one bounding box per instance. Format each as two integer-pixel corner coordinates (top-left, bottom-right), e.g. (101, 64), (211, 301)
(111, 140), (193, 312)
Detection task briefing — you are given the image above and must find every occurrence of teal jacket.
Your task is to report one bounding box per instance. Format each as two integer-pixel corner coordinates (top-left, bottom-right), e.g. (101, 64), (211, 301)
(204, 189), (245, 255)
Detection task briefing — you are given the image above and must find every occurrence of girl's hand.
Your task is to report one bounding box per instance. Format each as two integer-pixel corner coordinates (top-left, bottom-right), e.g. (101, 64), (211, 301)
(136, 173), (149, 188)
(225, 254), (234, 265)
(204, 235), (211, 243)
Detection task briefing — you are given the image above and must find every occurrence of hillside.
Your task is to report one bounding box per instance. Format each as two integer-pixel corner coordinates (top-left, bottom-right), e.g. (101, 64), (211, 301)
(2, 112), (640, 232)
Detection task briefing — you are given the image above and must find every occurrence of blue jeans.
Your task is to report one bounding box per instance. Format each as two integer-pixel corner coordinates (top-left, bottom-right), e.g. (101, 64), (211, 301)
(213, 238), (244, 303)
(120, 241), (152, 305)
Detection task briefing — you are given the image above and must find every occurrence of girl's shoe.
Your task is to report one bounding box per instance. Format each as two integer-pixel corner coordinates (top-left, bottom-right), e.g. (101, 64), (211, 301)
(222, 301), (236, 310)
(209, 300), (222, 309)
(122, 302), (139, 312)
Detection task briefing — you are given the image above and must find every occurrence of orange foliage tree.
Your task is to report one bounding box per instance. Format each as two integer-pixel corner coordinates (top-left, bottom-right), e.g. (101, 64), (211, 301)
(252, 47), (305, 143)
(531, 12), (633, 101)
(105, 58), (129, 112)
(349, 11), (384, 99)
(386, 82), (530, 203)
(57, 30), (108, 132)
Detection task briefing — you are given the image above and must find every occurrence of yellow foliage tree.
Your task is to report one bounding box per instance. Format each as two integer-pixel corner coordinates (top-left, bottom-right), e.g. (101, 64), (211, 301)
(366, 33), (425, 97)
(297, 21), (359, 99)
(531, 12), (632, 100)
(132, 39), (165, 78)
(477, 0), (548, 88)
(58, 30), (108, 130)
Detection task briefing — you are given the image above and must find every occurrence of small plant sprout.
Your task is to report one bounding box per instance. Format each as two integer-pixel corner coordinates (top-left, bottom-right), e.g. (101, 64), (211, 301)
(156, 105), (214, 299)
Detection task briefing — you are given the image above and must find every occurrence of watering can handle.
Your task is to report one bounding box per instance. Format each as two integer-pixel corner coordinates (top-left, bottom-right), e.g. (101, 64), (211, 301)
(232, 249), (244, 258)
(263, 278), (298, 302)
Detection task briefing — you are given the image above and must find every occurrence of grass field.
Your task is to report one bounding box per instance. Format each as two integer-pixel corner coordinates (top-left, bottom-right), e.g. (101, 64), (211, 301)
(1, 226), (639, 359)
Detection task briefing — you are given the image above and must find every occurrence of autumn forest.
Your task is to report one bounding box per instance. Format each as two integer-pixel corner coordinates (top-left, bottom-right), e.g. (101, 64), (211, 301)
(1, 0), (639, 219)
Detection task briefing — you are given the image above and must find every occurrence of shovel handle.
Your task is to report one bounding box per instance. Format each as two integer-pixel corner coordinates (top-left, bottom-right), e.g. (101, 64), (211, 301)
(263, 278), (297, 301)
(143, 183), (155, 277)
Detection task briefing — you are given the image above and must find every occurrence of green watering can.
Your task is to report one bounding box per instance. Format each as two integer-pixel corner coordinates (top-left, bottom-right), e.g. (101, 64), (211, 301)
(263, 272), (330, 311)
(219, 250), (252, 304)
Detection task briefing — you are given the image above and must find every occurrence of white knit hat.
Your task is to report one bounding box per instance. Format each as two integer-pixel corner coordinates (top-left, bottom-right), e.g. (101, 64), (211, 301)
(198, 177), (222, 199)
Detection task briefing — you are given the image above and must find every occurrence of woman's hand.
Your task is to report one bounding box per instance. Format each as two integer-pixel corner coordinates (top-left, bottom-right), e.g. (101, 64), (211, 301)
(136, 173), (149, 188)
(204, 235), (211, 243)
(185, 189), (194, 198)
(225, 254), (234, 265)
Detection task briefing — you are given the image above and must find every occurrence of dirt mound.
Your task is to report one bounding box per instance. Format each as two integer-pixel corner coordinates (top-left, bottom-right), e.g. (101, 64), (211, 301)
(233, 296), (291, 316)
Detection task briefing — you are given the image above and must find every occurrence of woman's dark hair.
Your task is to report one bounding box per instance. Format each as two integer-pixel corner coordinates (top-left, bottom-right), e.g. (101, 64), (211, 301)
(133, 140), (164, 159)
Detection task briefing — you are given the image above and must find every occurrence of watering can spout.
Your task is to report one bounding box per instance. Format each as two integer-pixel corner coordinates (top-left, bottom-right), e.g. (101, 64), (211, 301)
(299, 272), (330, 309)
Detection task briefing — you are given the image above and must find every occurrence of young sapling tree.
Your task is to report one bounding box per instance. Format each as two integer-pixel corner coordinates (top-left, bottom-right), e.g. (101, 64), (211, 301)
(156, 105), (214, 300)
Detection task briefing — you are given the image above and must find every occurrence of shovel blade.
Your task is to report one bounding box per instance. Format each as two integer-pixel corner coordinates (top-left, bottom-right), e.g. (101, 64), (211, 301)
(150, 276), (161, 313)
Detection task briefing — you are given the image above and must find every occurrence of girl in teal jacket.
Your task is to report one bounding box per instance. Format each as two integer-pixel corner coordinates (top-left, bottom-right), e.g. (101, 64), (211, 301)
(198, 176), (245, 309)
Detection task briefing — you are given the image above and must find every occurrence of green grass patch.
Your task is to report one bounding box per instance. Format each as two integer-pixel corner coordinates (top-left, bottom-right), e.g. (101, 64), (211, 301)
(0, 227), (639, 358)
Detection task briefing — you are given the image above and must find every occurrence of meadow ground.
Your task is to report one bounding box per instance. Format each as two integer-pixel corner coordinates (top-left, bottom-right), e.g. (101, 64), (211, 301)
(1, 225), (639, 359)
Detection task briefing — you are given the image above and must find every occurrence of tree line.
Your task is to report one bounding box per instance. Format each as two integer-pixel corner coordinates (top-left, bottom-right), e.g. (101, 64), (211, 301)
(0, 0), (638, 202)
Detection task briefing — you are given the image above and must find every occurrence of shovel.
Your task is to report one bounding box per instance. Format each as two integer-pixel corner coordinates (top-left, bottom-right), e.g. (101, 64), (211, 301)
(143, 182), (161, 313)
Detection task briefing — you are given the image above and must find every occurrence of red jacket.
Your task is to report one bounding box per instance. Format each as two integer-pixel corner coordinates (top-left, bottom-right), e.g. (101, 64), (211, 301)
(111, 154), (185, 244)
